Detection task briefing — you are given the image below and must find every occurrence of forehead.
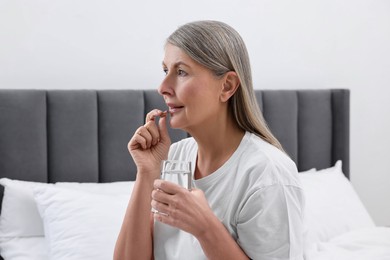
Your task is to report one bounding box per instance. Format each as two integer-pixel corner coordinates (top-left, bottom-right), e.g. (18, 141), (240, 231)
(162, 44), (194, 66)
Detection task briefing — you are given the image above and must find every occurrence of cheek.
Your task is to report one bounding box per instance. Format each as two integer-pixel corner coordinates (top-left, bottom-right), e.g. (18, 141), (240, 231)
(177, 81), (203, 104)
(186, 87), (200, 99)
(188, 79), (219, 101)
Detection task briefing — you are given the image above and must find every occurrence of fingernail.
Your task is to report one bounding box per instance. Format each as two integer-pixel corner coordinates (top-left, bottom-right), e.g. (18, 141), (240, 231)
(154, 179), (161, 188)
(160, 111), (167, 118)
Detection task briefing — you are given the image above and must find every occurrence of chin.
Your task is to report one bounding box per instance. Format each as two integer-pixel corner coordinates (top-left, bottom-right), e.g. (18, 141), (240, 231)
(169, 117), (187, 130)
(169, 119), (181, 129)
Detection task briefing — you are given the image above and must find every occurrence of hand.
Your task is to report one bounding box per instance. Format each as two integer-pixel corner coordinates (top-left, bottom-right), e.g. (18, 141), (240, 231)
(128, 109), (171, 177)
(151, 179), (215, 238)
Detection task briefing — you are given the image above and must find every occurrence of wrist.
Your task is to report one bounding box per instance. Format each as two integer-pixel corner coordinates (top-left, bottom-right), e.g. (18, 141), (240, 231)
(136, 170), (160, 184)
(195, 214), (223, 243)
(136, 162), (160, 177)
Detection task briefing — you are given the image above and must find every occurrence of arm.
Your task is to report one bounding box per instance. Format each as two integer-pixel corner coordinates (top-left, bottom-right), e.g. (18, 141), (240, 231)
(194, 208), (250, 260)
(114, 175), (155, 260)
(114, 110), (170, 260)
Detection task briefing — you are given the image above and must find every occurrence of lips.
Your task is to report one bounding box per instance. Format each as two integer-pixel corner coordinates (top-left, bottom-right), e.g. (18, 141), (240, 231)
(168, 106), (184, 113)
(166, 103), (184, 114)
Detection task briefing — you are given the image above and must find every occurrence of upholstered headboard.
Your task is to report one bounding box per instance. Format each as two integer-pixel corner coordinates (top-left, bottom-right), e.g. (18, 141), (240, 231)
(0, 88), (349, 207)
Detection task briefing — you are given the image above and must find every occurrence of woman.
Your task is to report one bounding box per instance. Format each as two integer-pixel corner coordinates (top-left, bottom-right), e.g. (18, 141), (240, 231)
(114, 20), (304, 260)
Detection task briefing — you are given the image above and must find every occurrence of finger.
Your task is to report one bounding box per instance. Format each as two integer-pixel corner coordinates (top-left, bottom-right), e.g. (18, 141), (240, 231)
(151, 198), (169, 214)
(140, 126), (154, 147)
(153, 210), (171, 224)
(151, 188), (171, 205)
(145, 109), (164, 123)
(144, 121), (160, 146)
(153, 209), (184, 227)
(154, 179), (183, 195)
(144, 109), (169, 145)
(158, 113), (170, 144)
(129, 126), (151, 150)
(131, 129), (148, 150)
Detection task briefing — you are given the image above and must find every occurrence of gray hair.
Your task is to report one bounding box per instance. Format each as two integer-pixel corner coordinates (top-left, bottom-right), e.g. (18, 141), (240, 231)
(167, 20), (283, 151)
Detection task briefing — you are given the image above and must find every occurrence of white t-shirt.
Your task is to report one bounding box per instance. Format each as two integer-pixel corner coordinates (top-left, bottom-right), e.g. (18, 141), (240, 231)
(154, 132), (305, 260)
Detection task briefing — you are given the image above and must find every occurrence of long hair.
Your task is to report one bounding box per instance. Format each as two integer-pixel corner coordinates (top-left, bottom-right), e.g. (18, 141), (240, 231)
(167, 20), (283, 151)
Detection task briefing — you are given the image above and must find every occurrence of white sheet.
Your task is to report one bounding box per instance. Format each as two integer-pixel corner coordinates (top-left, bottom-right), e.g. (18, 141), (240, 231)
(305, 227), (390, 260)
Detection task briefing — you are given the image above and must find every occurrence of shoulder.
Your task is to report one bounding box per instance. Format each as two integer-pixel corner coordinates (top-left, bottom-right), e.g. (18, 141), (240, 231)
(237, 132), (300, 189)
(231, 135), (305, 258)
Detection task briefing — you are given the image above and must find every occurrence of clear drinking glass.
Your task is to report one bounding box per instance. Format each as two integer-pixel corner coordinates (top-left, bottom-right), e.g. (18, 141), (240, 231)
(160, 160), (192, 190)
(152, 160), (192, 214)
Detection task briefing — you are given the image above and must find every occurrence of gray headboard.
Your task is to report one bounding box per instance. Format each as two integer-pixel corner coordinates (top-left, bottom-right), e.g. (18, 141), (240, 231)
(0, 88), (349, 206)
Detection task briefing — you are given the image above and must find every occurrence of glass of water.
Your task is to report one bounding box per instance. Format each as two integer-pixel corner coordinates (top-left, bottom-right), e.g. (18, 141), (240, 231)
(152, 160), (192, 214)
(161, 160), (192, 190)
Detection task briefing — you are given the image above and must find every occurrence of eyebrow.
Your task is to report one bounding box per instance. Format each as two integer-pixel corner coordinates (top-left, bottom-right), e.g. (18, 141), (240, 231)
(161, 61), (190, 68)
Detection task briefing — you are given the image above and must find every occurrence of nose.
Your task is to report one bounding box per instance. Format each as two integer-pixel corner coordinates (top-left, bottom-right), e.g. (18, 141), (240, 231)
(157, 74), (174, 97)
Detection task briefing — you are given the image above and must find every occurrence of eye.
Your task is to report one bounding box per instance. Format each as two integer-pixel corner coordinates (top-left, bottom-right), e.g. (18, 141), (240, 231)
(163, 68), (168, 75)
(177, 69), (187, 76)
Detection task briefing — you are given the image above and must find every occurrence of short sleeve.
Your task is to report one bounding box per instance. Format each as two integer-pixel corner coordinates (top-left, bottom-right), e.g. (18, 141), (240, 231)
(236, 184), (305, 260)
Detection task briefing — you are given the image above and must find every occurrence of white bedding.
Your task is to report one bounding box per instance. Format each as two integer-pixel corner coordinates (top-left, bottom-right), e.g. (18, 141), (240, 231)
(0, 179), (133, 260)
(1, 162), (389, 260)
(0, 237), (47, 260)
(305, 227), (390, 260)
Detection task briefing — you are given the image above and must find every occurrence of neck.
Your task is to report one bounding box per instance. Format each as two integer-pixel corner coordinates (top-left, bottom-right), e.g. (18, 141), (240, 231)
(188, 113), (245, 180)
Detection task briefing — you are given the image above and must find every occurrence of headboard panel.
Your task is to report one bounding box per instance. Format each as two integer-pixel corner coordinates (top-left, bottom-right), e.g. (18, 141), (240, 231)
(260, 90), (299, 165)
(297, 91), (334, 173)
(48, 90), (99, 182)
(0, 90), (47, 183)
(254, 89), (350, 177)
(0, 88), (349, 205)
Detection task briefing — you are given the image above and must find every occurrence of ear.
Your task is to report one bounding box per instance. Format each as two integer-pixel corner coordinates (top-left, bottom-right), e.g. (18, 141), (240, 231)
(220, 71), (240, 103)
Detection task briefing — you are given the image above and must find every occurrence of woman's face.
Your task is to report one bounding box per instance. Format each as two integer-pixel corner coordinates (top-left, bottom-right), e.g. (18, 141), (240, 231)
(158, 43), (225, 132)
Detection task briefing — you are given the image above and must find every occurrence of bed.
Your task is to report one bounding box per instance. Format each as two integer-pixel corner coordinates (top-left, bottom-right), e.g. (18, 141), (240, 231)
(0, 89), (388, 260)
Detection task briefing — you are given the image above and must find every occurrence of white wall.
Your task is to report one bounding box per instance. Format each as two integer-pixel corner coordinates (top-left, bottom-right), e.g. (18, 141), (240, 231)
(1, 0), (389, 225)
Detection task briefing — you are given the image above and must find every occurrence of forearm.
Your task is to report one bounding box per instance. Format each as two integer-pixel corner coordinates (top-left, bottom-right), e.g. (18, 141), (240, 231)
(196, 216), (249, 260)
(114, 174), (156, 260)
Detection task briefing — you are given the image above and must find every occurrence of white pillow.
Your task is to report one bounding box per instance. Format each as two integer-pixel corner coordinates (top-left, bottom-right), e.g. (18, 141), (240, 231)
(0, 178), (134, 259)
(0, 178), (133, 237)
(0, 237), (48, 260)
(300, 161), (375, 252)
(299, 168), (317, 174)
(33, 186), (130, 260)
(56, 181), (134, 194)
(0, 178), (50, 237)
